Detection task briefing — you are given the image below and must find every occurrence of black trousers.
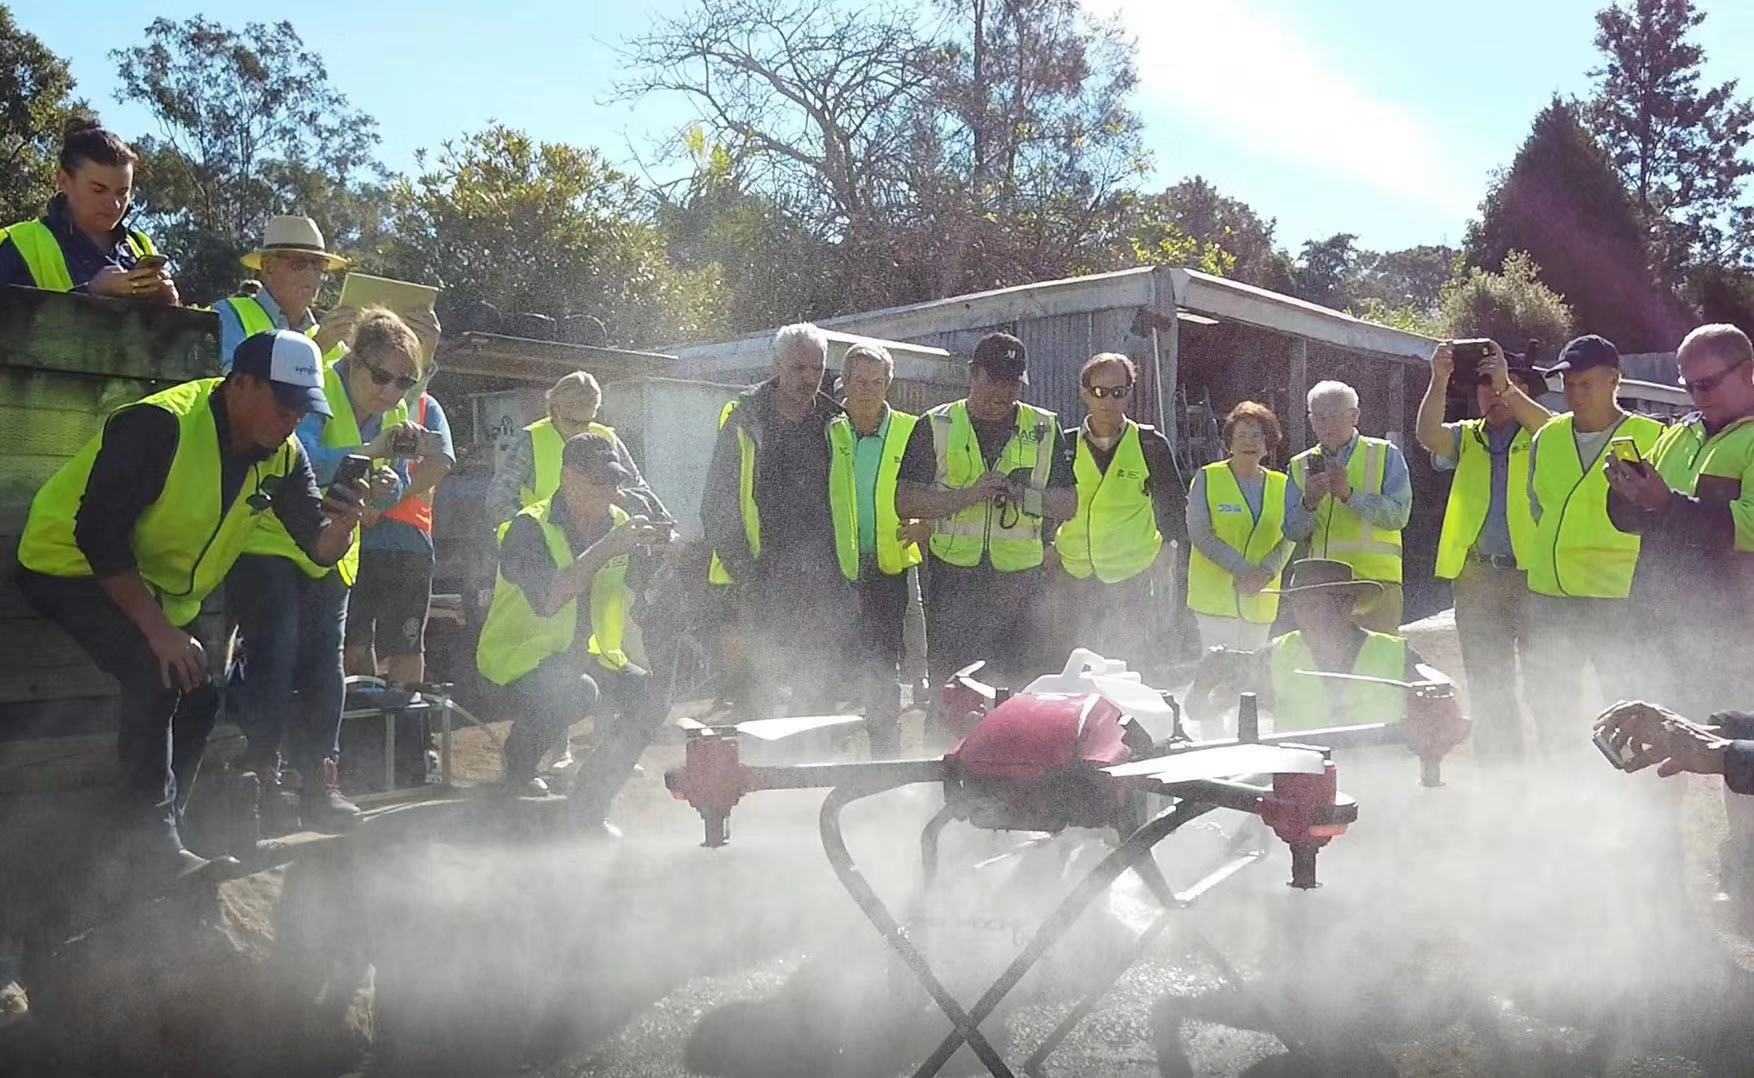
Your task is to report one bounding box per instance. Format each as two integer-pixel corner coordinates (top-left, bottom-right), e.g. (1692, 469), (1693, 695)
(736, 545), (852, 718)
(852, 567), (910, 753)
(16, 570), (219, 850)
(1054, 569), (1162, 677)
(500, 652), (665, 823)
(923, 558), (1046, 690)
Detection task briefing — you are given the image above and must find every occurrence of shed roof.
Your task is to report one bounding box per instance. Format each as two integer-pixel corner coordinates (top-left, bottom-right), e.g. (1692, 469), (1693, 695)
(674, 327), (963, 385)
(433, 332), (678, 384)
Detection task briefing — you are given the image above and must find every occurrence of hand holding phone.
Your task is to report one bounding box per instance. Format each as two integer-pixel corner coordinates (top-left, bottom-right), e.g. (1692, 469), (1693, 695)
(1607, 437), (1644, 466)
(330, 453), (373, 492)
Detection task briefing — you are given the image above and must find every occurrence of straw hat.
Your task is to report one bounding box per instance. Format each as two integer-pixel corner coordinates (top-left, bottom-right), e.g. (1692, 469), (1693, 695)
(240, 215), (350, 272)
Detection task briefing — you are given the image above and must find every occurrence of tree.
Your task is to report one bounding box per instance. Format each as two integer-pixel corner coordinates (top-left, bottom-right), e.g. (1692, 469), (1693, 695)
(1291, 233), (1360, 310)
(1126, 176), (1294, 290)
(1438, 250), (1575, 354)
(1586, 0), (1754, 271)
(1687, 265), (1754, 336)
(1351, 245), (1458, 314)
(0, 6), (84, 224)
(385, 125), (724, 348)
(110, 17), (383, 302)
(1465, 97), (1685, 351)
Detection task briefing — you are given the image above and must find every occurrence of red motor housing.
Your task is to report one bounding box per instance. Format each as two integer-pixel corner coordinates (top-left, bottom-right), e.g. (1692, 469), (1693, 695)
(1257, 754), (1343, 888)
(665, 730), (749, 847)
(945, 692), (1134, 832)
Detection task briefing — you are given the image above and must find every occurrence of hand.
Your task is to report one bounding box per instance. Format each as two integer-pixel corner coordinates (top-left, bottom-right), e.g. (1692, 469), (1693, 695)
(147, 624), (208, 692)
(1324, 460), (1351, 503)
(604, 515), (666, 556)
(322, 478), (369, 527)
(1605, 457), (1670, 512)
(1430, 342), (1455, 387)
(969, 470), (1010, 506)
(1300, 467), (1331, 506)
(1482, 341), (1510, 394)
(313, 306), (361, 355)
(898, 518), (933, 546)
(87, 264), (142, 299)
(1595, 700), (1730, 777)
(369, 464), (400, 504)
(414, 427), (446, 458)
(1237, 568), (1273, 596)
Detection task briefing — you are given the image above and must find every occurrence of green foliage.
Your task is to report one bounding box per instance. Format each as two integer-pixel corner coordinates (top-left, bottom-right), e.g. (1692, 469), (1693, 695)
(1123, 176), (1291, 287)
(0, 6), (84, 225)
(1348, 297), (1444, 338)
(110, 16), (383, 302)
(1686, 265), (1754, 336)
(385, 124), (724, 347)
(1290, 233), (1360, 310)
(1438, 251), (1575, 352)
(1586, 0), (1754, 271)
(1351, 245), (1458, 314)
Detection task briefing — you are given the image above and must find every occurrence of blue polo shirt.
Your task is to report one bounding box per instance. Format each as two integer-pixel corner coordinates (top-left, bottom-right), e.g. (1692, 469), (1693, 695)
(853, 408), (892, 555)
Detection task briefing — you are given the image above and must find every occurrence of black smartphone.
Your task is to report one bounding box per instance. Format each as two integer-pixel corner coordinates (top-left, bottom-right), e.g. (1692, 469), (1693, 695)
(330, 453), (372, 491)
(134, 253), (170, 272)
(389, 426), (421, 457)
(1451, 340), (1493, 384)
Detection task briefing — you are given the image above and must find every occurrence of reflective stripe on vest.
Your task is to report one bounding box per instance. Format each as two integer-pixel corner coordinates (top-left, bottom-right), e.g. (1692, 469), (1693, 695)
(1186, 462), (1287, 624)
(1, 218), (155, 293)
(476, 500), (631, 685)
(1526, 412), (1663, 599)
(382, 394), (435, 535)
(521, 416), (616, 510)
(707, 399), (761, 585)
(1056, 421), (1163, 582)
(241, 359), (410, 585)
(1268, 629), (1406, 732)
(1289, 437), (1403, 583)
(925, 400), (1059, 571)
(1434, 421), (1535, 579)
(828, 409), (922, 580)
(17, 378), (297, 627)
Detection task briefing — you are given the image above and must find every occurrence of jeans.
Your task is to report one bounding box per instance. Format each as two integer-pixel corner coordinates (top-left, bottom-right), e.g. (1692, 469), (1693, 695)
(1452, 559), (1531, 761)
(736, 544), (852, 718)
(16, 570), (220, 851)
(228, 555), (349, 781)
(501, 652), (664, 823)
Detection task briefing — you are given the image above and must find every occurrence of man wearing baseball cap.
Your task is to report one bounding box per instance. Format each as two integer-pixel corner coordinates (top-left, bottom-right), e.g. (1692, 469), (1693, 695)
(1520, 333), (1664, 753)
(896, 331), (1078, 691)
(14, 330), (369, 882)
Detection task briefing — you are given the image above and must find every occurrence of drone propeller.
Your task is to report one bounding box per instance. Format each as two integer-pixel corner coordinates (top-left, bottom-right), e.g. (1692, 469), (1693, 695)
(1103, 743), (1327, 783)
(674, 714), (866, 741)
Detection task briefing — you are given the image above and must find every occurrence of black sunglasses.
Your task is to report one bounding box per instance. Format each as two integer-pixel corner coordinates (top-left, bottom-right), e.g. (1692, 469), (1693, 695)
(1084, 382), (1133, 399)
(1681, 357), (1750, 397)
(360, 357), (419, 392)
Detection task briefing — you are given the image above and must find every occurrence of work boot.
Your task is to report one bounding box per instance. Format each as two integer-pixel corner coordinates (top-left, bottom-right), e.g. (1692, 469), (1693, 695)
(299, 758), (362, 833)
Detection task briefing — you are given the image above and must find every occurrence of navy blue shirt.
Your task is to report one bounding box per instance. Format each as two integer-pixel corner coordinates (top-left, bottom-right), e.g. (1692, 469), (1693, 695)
(0, 194), (149, 291)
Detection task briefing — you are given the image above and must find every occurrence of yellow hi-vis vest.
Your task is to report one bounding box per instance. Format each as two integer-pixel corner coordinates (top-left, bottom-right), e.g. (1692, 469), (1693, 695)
(476, 500), (631, 685)
(1269, 629), (1407, 732)
(1056, 420), (1164, 583)
(1186, 462), (1287, 624)
(1434, 421), (1536, 579)
(827, 409), (922, 580)
(1648, 414), (1754, 552)
(706, 399), (761, 585)
(217, 295), (347, 364)
(925, 400), (1060, 572)
(241, 359), (409, 585)
(521, 415), (617, 511)
(1526, 412), (1663, 599)
(18, 378), (300, 627)
(0, 217), (155, 292)
(1289, 437), (1403, 583)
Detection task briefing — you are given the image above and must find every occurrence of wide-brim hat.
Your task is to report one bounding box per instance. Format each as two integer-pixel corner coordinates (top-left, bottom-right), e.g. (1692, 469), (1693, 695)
(1261, 558), (1383, 598)
(240, 215), (350, 272)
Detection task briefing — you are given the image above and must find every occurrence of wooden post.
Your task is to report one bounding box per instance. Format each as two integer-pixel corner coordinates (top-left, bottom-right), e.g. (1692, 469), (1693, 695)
(1155, 313), (1179, 448)
(1288, 338), (1309, 454)
(1386, 361), (1407, 447)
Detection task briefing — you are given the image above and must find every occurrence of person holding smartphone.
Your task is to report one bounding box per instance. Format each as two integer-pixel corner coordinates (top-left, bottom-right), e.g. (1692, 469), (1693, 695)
(1414, 339), (1551, 761)
(0, 119), (177, 303)
(227, 308), (428, 833)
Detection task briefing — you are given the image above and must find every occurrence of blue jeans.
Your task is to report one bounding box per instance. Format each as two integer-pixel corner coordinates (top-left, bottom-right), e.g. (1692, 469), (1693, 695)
(228, 555), (350, 778)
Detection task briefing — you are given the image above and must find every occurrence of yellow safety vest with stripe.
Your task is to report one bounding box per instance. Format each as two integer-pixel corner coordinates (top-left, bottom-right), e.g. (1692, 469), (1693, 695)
(1056, 421), (1164, 583)
(827, 409), (923, 580)
(217, 294), (348, 364)
(0, 217), (156, 292)
(1526, 412), (1664, 599)
(240, 359), (409, 585)
(476, 500), (631, 685)
(1434, 421), (1536, 579)
(925, 400), (1060, 572)
(17, 378), (300, 627)
(1268, 629), (1407, 732)
(706, 398), (762, 585)
(1186, 462), (1288, 624)
(521, 416), (617, 511)
(1648, 413), (1754, 552)
(1289, 437), (1403, 583)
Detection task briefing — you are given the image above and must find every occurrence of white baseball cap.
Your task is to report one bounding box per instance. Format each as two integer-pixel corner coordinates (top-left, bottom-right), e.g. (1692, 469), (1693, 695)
(231, 330), (331, 417)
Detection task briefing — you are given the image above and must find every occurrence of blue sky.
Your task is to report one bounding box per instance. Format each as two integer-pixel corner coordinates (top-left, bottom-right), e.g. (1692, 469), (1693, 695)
(14, 0), (1753, 254)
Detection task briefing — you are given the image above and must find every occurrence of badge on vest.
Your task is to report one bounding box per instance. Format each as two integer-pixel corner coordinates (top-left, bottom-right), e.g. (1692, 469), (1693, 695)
(1215, 503), (1244, 514)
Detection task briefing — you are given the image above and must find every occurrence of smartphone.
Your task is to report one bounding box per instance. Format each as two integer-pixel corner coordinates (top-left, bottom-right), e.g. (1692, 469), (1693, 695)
(330, 453), (373, 491)
(134, 253), (170, 272)
(389, 426), (421, 457)
(1592, 727), (1638, 771)
(1607, 437), (1644, 466)
(1451, 340), (1493, 384)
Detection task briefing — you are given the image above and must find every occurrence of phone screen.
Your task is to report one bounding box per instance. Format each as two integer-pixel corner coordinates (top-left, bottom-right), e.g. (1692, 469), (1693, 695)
(1608, 438), (1642, 465)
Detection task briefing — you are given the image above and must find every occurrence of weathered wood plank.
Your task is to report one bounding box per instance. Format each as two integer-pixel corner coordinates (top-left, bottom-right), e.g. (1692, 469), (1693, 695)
(0, 286), (218, 381)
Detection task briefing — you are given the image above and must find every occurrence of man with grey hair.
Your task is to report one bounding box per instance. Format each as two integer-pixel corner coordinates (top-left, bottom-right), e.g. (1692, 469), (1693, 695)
(1283, 379), (1412, 632)
(702, 321), (848, 718)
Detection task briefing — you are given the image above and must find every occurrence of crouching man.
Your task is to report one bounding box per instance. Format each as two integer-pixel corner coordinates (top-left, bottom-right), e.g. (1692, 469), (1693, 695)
(476, 433), (671, 834)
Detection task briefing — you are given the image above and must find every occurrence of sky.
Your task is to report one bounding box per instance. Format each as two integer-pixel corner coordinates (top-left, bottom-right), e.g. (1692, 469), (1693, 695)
(13, 0), (1754, 255)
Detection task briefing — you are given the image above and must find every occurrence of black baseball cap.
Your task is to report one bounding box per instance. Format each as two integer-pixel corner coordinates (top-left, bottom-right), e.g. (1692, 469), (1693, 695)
(562, 433), (630, 484)
(231, 330), (332, 417)
(971, 332), (1029, 385)
(1542, 334), (1620, 375)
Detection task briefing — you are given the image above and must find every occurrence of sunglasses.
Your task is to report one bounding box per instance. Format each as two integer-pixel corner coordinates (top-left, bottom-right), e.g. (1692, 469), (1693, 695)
(1084, 383), (1133, 399)
(360, 358), (419, 392)
(1681, 357), (1750, 397)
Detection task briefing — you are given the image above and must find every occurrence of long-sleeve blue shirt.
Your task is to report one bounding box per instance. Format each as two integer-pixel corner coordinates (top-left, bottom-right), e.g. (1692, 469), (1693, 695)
(1283, 433), (1413, 541)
